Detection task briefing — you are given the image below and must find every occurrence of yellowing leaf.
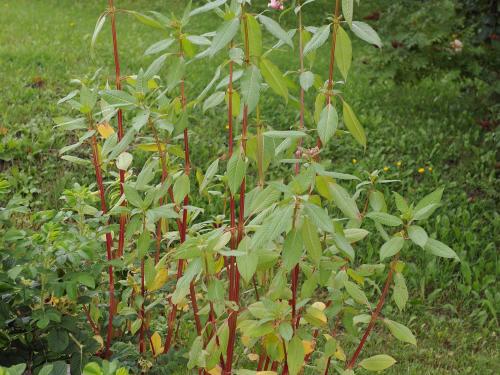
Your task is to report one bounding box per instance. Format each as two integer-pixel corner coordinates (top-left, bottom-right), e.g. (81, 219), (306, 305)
(335, 344), (346, 361)
(93, 335), (104, 349)
(207, 366), (222, 375)
(256, 372), (277, 375)
(311, 301), (326, 311)
(241, 335), (251, 347)
(97, 122), (115, 139)
(151, 331), (163, 356)
(302, 340), (315, 355)
(247, 353), (260, 361)
(137, 143), (166, 152)
(148, 269), (168, 292)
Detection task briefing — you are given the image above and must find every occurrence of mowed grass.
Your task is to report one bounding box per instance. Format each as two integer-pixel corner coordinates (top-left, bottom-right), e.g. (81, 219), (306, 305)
(0, 0), (498, 374)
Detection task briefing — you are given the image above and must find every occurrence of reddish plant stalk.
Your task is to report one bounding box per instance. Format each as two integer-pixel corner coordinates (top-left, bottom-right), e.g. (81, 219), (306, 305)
(89, 124), (115, 357)
(107, 0), (127, 258)
(317, 0), (341, 149)
(139, 257), (146, 353)
(83, 304), (100, 336)
(225, 10), (251, 373)
(290, 1), (307, 330)
(164, 35), (202, 353)
(346, 257), (398, 370)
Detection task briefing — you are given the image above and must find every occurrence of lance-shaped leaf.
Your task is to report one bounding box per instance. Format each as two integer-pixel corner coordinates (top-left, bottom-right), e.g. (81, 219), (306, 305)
(342, 101), (366, 147)
(100, 90), (137, 109)
(199, 158), (219, 193)
(203, 91), (226, 112)
(342, 0), (353, 27)
(317, 104), (338, 145)
(366, 212), (402, 227)
(282, 229), (304, 271)
(329, 182), (360, 221)
(408, 225), (428, 248)
(173, 174), (190, 204)
(302, 217), (322, 265)
(237, 250), (258, 283)
(260, 57), (288, 101)
(226, 153), (246, 196)
(258, 14), (293, 48)
(304, 24), (331, 55)
(189, 0), (226, 17)
(172, 259), (202, 305)
(383, 319), (417, 346)
(209, 18), (240, 57)
(380, 236), (405, 261)
(240, 65), (262, 114)
(244, 13), (262, 58)
(393, 272), (408, 311)
(359, 355), (396, 371)
(145, 38), (175, 55)
(336, 26), (352, 81)
(424, 239), (459, 260)
(299, 71), (314, 91)
(350, 21), (382, 48)
(344, 279), (369, 305)
(287, 336), (305, 375)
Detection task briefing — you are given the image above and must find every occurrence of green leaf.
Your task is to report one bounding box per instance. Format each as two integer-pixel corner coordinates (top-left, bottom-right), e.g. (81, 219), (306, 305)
(47, 330), (69, 353)
(359, 354), (396, 371)
(189, 0), (226, 17)
(260, 58), (288, 101)
(172, 259), (201, 304)
(380, 236), (405, 261)
(210, 18), (240, 57)
(226, 153), (246, 196)
(299, 71), (314, 91)
(342, 101), (366, 147)
(408, 225), (428, 248)
(240, 65), (262, 114)
(108, 128), (136, 160)
(413, 203), (440, 221)
(317, 104), (338, 145)
(116, 152), (133, 171)
(342, 0), (353, 27)
(100, 90), (137, 109)
(383, 319), (417, 346)
(415, 187), (444, 212)
(283, 229), (303, 271)
(329, 183), (360, 221)
(264, 130), (307, 139)
(336, 26), (352, 81)
(366, 212), (402, 227)
(302, 218), (322, 265)
(393, 192), (410, 214)
(287, 336), (305, 375)
(136, 158), (156, 190)
(144, 257), (156, 290)
(304, 24), (330, 55)
(203, 91), (226, 112)
(369, 190), (387, 212)
(144, 54), (167, 80)
(137, 231), (151, 258)
(199, 158), (219, 192)
(344, 280), (368, 305)
(76, 273), (95, 289)
(5, 364), (27, 375)
(173, 174), (190, 204)
(424, 239), (459, 260)
(244, 14), (262, 58)
(258, 14), (293, 48)
(124, 184), (144, 208)
(350, 21), (382, 48)
(167, 57), (185, 91)
(38, 364), (54, 375)
(393, 272), (408, 311)
(237, 251), (258, 283)
(130, 11), (166, 30)
(91, 14), (106, 53)
(145, 38), (175, 55)
(131, 318), (142, 335)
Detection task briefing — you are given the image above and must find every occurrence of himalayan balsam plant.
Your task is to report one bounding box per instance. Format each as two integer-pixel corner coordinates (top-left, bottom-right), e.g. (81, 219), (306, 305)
(54, 0), (459, 373)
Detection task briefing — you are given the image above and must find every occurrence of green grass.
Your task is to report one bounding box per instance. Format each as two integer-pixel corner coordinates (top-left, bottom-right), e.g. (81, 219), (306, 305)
(0, 0), (498, 373)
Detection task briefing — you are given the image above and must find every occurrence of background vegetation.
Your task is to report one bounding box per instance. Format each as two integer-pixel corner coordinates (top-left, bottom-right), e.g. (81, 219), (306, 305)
(0, 0), (498, 374)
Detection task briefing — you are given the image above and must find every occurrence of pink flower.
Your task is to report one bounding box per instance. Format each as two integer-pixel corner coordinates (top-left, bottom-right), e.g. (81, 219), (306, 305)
(268, 0), (284, 10)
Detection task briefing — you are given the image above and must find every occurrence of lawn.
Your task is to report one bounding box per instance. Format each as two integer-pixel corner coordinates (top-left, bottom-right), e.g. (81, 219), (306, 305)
(0, 0), (498, 374)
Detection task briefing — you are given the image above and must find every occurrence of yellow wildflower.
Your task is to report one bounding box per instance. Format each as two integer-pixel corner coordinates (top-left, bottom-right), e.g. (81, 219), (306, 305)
(428, 167), (433, 172)
(352, 158), (357, 164)
(396, 161), (402, 167)
(418, 168), (425, 174)
(383, 166), (389, 172)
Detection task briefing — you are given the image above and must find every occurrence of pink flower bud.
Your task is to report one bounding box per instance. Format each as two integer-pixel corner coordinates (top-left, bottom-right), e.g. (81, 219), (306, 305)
(268, 0), (284, 10)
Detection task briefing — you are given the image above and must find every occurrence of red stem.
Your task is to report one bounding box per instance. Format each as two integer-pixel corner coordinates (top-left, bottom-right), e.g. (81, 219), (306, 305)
(139, 258), (145, 353)
(164, 34), (202, 353)
(346, 257), (398, 369)
(89, 125), (115, 358)
(107, 0), (127, 258)
(83, 304), (100, 336)
(317, 0), (341, 150)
